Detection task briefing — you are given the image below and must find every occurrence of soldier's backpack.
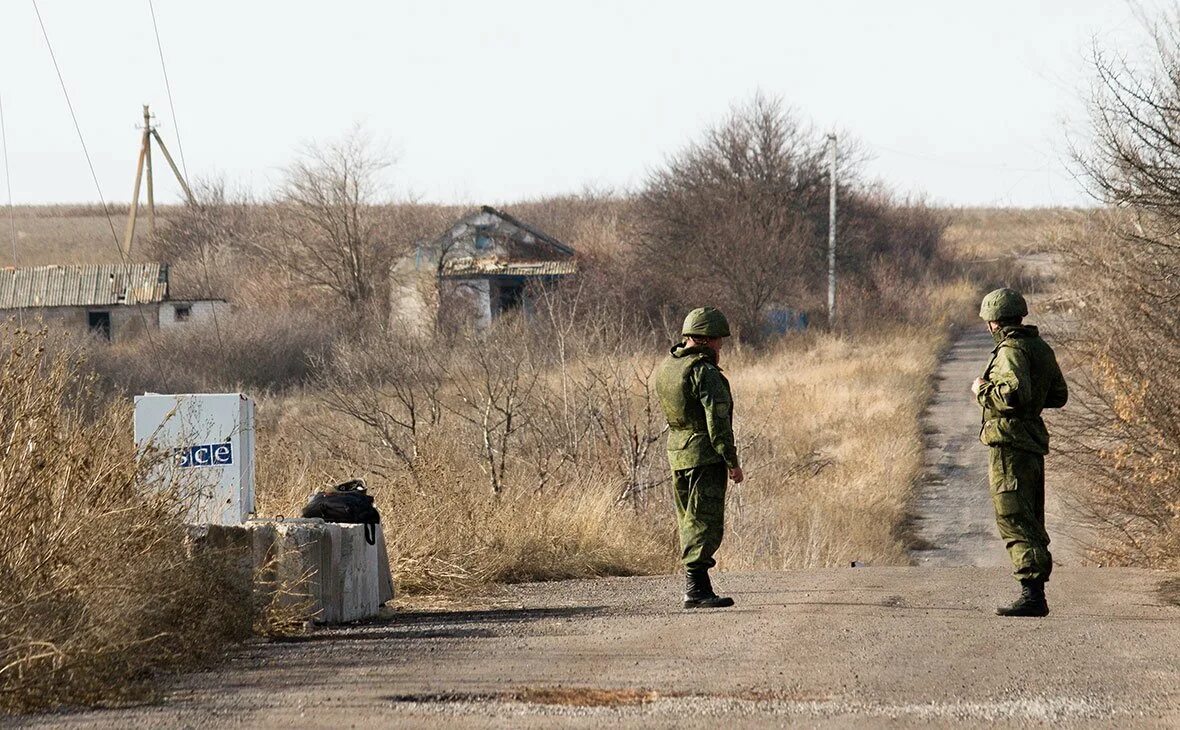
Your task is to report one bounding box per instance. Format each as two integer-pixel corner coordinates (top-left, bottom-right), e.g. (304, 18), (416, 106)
(301, 479), (381, 545)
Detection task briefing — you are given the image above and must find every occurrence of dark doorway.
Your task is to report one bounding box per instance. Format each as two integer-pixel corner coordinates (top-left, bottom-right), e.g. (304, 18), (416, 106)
(88, 311), (112, 341)
(497, 283), (524, 314)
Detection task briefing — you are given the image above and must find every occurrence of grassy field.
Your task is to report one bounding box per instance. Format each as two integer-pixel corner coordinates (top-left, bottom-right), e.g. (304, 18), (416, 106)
(0, 204), (1064, 711)
(0, 205), (162, 266)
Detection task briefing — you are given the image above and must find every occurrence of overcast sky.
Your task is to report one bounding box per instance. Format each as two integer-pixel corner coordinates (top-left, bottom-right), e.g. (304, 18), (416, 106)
(0, 1), (1164, 208)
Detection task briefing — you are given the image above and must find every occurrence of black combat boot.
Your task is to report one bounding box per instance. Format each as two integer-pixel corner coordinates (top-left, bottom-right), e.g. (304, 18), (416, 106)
(996, 579), (1049, 617)
(683, 568), (734, 609)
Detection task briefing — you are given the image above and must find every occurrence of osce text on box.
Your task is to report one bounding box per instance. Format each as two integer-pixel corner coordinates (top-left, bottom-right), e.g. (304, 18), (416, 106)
(177, 442), (234, 468)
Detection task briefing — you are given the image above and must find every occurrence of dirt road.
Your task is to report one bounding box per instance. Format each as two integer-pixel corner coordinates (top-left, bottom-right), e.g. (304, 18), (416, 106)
(910, 327), (1009, 568)
(909, 326), (1084, 567)
(26, 568), (1179, 728)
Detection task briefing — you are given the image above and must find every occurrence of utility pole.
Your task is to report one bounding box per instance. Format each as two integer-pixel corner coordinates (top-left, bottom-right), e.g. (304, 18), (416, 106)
(144, 105), (155, 237)
(122, 106), (151, 255)
(827, 132), (837, 328)
(122, 104), (196, 256)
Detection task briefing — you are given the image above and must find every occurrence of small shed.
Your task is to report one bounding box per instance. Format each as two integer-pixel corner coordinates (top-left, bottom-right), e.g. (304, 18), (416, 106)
(392, 206), (576, 331)
(0, 263), (228, 341)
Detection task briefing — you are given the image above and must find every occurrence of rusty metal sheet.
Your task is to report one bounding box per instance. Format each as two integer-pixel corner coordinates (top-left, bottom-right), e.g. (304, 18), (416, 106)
(0, 263), (169, 309)
(441, 257), (577, 278)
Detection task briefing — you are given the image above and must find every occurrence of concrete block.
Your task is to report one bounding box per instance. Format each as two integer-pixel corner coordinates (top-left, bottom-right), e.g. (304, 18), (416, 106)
(184, 522), (254, 597)
(376, 527), (395, 605)
(335, 524), (380, 621)
(186, 519), (394, 625)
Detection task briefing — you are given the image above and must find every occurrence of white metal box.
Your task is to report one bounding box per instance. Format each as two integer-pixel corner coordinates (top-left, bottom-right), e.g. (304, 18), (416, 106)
(134, 393), (256, 525)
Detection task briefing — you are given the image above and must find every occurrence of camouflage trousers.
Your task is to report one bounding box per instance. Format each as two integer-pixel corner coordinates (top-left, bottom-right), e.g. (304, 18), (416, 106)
(672, 462), (728, 571)
(988, 446), (1053, 582)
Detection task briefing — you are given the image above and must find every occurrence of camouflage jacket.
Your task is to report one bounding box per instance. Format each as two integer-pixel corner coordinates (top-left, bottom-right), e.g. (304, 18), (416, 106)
(655, 343), (740, 471)
(977, 325), (1068, 455)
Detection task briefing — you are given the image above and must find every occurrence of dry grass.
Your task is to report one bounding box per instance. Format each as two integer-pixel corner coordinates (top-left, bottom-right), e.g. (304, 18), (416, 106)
(0, 329), (251, 713)
(251, 395), (676, 597)
(239, 276), (976, 593)
(941, 207), (1084, 262)
(721, 279), (977, 569)
(0, 205), (171, 266)
(82, 305), (344, 395)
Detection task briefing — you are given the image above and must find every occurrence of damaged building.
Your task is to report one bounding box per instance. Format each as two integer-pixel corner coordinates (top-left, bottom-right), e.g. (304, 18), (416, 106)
(0, 263), (229, 341)
(391, 206), (577, 331)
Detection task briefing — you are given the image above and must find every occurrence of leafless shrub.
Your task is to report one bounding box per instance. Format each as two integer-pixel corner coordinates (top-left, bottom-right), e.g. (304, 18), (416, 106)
(80, 306), (343, 395)
(0, 329), (251, 712)
(145, 179), (262, 300)
(438, 317), (542, 495)
(314, 326), (444, 488)
(1053, 14), (1180, 569)
(524, 287), (667, 503)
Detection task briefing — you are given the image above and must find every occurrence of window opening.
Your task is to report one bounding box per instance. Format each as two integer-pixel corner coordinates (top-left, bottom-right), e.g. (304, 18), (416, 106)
(88, 311), (112, 341)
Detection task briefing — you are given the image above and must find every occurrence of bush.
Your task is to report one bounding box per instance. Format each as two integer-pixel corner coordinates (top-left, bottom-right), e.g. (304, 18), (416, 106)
(1050, 14), (1180, 569)
(0, 330), (251, 712)
(82, 305), (345, 396)
(633, 94), (949, 340)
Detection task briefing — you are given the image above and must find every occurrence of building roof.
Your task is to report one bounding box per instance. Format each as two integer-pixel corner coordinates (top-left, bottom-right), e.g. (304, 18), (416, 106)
(0, 263), (169, 309)
(442, 257), (578, 278)
(427, 206), (576, 264)
(476, 206), (575, 256)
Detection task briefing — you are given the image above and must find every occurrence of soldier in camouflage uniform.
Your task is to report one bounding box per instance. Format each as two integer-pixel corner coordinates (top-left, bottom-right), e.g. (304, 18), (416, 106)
(972, 288), (1068, 617)
(655, 307), (744, 609)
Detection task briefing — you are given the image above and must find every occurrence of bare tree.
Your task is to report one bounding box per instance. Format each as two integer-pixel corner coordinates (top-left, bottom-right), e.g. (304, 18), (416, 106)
(146, 179), (261, 299)
(635, 93), (948, 338)
(253, 129), (418, 313)
(1054, 13), (1180, 569)
(636, 94), (838, 339)
(441, 317), (541, 495)
(314, 327), (444, 489)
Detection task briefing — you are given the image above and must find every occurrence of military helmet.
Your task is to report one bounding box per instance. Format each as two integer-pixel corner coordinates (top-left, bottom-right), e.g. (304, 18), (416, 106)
(681, 307), (731, 338)
(979, 288), (1028, 321)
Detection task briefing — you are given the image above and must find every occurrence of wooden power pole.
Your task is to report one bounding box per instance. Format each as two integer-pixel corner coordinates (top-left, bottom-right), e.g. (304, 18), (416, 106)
(122, 104), (195, 256)
(827, 132), (837, 328)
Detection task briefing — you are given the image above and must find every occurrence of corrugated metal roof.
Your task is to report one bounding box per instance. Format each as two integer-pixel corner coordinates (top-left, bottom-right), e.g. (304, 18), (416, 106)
(442, 257), (577, 278)
(0, 263), (169, 309)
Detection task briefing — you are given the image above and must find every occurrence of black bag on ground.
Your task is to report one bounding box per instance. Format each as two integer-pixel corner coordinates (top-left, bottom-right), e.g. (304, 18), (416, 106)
(301, 479), (381, 545)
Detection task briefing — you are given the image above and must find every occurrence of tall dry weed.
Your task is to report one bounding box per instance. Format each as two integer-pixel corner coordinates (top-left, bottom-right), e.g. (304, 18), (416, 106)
(0, 330), (250, 712)
(720, 328), (944, 569)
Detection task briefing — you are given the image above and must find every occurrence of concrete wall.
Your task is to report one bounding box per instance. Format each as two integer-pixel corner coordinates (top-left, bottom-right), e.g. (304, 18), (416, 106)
(159, 300), (231, 331)
(389, 259), (436, 336)
(187, 519), (394, 624)
(14, 304), (159, 342)
(444, 279), (492, 331)
(8, 300), (231, 340)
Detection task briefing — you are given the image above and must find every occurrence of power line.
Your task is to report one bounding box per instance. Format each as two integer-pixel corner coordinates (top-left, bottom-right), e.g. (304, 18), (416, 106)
(0, 91), (24, 327)
(868, 141), (1059, 175)
(147, 0), (189, 181)
(31, 0), (123, 254)
(144, 2), (228, 357)
(32, 0), (167, 378)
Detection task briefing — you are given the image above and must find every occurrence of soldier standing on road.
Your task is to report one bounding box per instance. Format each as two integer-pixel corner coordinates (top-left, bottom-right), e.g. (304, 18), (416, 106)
(972, 288), (1068, 617)
(655, 307), (744, 609)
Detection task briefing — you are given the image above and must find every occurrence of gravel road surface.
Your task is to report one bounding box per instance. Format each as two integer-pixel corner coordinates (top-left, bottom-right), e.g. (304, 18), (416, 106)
(23, 567), (1179, 728)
